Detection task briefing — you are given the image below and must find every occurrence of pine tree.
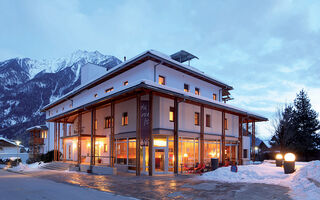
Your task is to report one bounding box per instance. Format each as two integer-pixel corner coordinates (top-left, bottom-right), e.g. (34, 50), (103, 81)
(270, 105), (295, 153)
(292, 90), (320, 160)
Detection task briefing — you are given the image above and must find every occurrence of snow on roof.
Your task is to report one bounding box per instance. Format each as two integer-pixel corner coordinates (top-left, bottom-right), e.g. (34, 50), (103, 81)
(0, 136), (22, 147)
(26, 125), (48, 131)
(42, 50), (233, 111)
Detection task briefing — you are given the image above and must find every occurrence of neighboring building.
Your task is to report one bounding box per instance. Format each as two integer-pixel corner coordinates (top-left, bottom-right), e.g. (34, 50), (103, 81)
(26, 125), (48, 160)
(0, 135), (28, 162)
(41, 50), (267, 175)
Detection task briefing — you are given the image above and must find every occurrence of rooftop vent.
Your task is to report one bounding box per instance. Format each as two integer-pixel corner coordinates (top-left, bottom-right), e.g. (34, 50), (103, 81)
(170, 50), (198, 65)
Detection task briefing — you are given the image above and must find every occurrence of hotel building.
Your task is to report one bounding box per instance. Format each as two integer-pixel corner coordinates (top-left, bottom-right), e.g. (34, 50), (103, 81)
(41, 50), (267, 175)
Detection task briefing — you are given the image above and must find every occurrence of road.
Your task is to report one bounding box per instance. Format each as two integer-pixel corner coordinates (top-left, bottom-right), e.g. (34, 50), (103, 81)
(0, 170), (135, 200)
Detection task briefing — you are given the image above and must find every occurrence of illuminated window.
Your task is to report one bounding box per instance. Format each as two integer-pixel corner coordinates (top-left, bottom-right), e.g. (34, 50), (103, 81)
(105, 87), (114, 93)
(194, 112), (200, 126)
(123, 81), (128, 86)
(224, 118), (228, 130)
(169, 107), (174, 122)
(122, 112), (128, 126)
(95, 120), (98, 130)
(213, 93), (217, 100)
(69, 104), (73, 108)
(206, 114), (211, 127)
(158, 75), (165, 85)
(195, 88), (200, 95)
(184, 84), (189, 92)
(104, 116), (111, 128)
(104, 144), (108, 152)
(94, 93), (98, 98)
(44, 131), (47, 138)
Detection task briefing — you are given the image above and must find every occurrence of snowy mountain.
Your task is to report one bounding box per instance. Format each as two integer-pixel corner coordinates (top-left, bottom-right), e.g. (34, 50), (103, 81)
(0, 50), (122, 145)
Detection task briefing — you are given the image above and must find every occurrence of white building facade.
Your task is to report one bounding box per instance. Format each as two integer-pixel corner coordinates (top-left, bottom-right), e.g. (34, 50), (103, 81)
(42, 50), (267, 175)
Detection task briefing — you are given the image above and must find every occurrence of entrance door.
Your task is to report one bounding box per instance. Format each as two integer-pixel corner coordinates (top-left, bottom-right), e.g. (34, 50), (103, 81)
(153, 147), (168, 174)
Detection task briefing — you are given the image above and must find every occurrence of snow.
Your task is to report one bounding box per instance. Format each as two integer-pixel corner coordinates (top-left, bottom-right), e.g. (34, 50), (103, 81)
(7, 162), (46, 172)
(200, 160), (320, 200)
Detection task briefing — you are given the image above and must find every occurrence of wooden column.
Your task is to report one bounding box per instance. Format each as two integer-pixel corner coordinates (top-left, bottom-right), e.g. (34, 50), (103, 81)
(148, 92), (153, 176)
(77, 112), (82, 165)
(57, 123), (60, 161)
(110, 102), (115, 167)
(252, 120), (256, 162)
(200, 105), (204, 164)
(136, 94), (141, 176)
(63, 120), (67, 162)
(246, 120), (249, 136)
(238, 117), (243, 165)
(54, 122), (57, 161)
(222, 112), (226, 165)
(90, 108), (96, 167)
(173, 97), (179, 174)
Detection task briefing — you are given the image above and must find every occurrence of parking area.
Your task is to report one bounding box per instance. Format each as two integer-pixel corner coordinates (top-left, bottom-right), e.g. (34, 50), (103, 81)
(2, 169), (292, 200)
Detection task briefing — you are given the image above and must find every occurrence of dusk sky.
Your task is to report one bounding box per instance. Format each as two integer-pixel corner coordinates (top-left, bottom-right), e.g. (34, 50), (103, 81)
(1, 0), (320, 140)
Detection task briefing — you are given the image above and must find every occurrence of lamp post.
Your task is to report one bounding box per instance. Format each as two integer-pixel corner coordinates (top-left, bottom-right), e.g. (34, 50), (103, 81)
(15, 141), (21, 161)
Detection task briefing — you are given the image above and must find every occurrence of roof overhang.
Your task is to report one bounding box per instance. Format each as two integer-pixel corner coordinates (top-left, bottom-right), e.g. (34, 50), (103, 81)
(46, 81), (267, 123)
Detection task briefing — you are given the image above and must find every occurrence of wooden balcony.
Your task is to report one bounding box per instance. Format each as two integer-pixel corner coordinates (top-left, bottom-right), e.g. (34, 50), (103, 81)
(29, 137), (44, 145)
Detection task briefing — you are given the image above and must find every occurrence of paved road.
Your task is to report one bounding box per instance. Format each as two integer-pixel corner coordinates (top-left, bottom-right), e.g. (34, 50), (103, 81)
(0, 170), (135, 200)
(4, 169), (293, 200)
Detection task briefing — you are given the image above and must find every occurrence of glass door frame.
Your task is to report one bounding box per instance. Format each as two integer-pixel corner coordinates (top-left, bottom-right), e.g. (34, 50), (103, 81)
(153, 146), (168, 174)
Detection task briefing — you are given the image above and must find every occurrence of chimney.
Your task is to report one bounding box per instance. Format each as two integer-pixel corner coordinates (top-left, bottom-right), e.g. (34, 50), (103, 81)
(124, 56), (126, 62)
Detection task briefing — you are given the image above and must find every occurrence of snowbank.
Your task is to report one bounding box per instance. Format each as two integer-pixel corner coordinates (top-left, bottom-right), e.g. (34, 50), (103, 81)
(6, 162), (46, 172)
(199, 161), (320, 200)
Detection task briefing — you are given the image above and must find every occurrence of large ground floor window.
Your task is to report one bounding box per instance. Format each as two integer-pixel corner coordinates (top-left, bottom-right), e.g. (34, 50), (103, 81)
(179, 137), (200, 168)
(204, 140), (221, 165)
(225, 141), (238, 164)
(115, 138), (136, 170)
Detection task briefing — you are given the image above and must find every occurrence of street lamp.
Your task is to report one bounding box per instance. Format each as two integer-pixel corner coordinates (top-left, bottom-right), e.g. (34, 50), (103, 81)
(15, 141), (21, 161)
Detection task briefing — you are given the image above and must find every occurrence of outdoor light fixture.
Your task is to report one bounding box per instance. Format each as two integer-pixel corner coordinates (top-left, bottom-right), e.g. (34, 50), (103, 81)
(16, 141), (21, 146)
(183, 153), (188, 158)
(254, 146), (259, 151)
(283, 153), (296, 174)
(275, 153), (283, 167)
(15, 141), (21, 159)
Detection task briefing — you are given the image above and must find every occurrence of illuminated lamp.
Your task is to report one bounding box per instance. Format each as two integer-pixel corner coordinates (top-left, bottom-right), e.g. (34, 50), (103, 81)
(183, 153), (188, 158)
(283, 153), (296, 174)
(275, 153), (283, 167)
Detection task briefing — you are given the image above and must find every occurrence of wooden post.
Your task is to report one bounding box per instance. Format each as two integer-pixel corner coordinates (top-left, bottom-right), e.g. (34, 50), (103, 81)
(77, 112), (82, 165)
(246, 120), (249, 136)
(173, 97), (179, 175)
(136, 94), (141, 176)
(57, 123), (60, 161)
(54, 122), (57, 161)
(148, 92), (153, 176)
(238, 117), (243, 165)
(110, 102), (115, 167)
(63, 120), (67, 162)
(90, 108), (96, 168)
(222, 112), (226, 165)
(200, 105), (204, 165)
(252, 120), (256, 162)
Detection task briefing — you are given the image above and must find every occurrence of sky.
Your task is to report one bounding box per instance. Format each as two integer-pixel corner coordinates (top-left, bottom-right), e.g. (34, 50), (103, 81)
(1, 0), (320, 140)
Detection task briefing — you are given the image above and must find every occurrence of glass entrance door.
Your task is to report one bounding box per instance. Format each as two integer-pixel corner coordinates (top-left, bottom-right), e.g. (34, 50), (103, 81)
(153, 147), (168, 173)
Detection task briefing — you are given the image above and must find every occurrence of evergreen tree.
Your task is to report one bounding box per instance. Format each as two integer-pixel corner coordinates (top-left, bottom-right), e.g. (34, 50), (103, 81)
(292, 90), (320, 160)
(270, 105), (295, 153)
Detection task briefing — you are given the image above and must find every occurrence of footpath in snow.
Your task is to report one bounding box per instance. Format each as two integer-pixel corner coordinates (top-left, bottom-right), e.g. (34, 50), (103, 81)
(5, 162), (46, 173)
(200, 160), (320, 200)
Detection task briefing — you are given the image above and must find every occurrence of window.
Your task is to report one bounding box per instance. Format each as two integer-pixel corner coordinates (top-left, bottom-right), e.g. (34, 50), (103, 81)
(105, 87), (114, 93)
(184, 84), (189, 92)
(62, 107), (64, 111)
(195, 88), (200, 95)
(95, 120), (98, 130)
(158, 75), (165, 85)
(69, 104), (73, 108)
(224, 118), (228, 130)
(44, 131), (47, 138)
(104, 144), (108, 152)
(94, 93), (98, 98)
(206, 114), (211, 127)
(169, 107), (174, 122)
(243, 149), (248, 158)
(213, 93), (217, 100)
(123, 81), (128, 86)
(104, 117), (112, 128)
(56, 110), (58, 113)
(122, 112), (128, 126)
(194, 112), (200, 126)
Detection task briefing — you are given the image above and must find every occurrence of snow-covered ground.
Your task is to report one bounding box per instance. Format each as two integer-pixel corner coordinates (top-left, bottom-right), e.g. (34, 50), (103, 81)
(5, 162), (46, 172)
(200, 160), (320, 200)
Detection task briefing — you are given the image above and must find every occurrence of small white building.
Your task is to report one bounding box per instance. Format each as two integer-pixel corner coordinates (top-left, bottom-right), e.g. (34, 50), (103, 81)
(41, 50), (267, 175)
(0, 136), (28, 163)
